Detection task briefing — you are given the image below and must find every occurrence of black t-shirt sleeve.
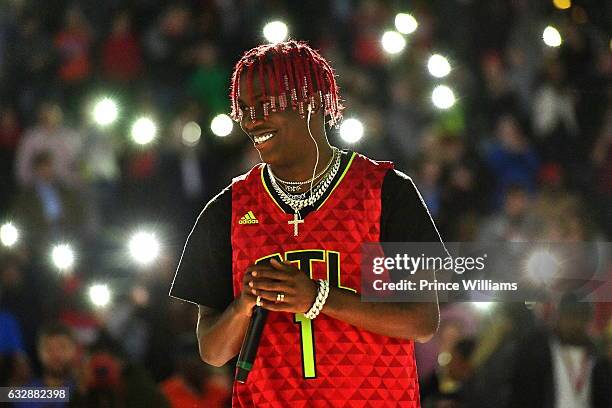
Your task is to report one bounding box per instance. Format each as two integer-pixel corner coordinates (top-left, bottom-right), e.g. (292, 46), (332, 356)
(380, 169), (445, 245)
(380, 169), (448, 287)
(169, 186), (233, 310)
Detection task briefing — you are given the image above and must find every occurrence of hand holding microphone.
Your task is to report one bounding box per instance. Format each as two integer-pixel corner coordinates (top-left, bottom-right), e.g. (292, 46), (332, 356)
(235, 258), (318, 382)
(234, 264), (268, 383)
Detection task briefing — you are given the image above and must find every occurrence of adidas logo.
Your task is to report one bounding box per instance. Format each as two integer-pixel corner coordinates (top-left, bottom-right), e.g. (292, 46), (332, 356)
(238, 211), (259, 225)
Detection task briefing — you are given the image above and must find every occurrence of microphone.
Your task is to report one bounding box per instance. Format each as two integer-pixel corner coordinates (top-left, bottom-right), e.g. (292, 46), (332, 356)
(235, 305), (268, 383)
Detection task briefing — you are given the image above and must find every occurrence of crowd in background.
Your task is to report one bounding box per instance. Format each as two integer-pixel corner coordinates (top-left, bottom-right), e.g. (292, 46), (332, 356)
(0, 0), (610, 407)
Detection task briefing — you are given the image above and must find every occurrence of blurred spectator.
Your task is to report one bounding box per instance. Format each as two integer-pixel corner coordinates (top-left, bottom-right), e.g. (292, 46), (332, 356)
(468, 303), (535, 408)
(590, 108), (612, 238)
(0, 105), (22, 154)
(350, 0), (389, 68)
(354, 105), (391, 159)
(145, 254), (196, 382)
(477, 53), (523, 130)
(157, 102), (208, 227)
(15, 102), (82, 188)
(144, 4), (193, 112)
(415, 158), (443, 219)
(72, 335), (170, 407)
(510, 294), (612, 408)
(559, 22), (595, 87)
(9, 151), (85, 256)
(420, 337), (476, 408)
(17, 322), (80, 407)
(506, 45), (537, 114)
(80, 124), (121, 229)
(505, 0), (543, 112)
(54, 6), (93, 112)
(0, 254), (44, 359)
(0, 303), (30, 387)
(54, 5), (92, 83)
(435, 135), (492, 240)
(485, 114), (539, 209)
(105, 286), (151, 364)
(532, 59), (579, 169)
(472, 0), (513, 52)
(532, 192), (597, 242)
(5, 13), (57, 122)
(101, 11), (143, 84)
(0, 258), (30, 387)
(576, 46), (611, 151)
(0, 5), (12, 82)
(477, 185), (534, 242)
(57, 275), (102, 349)
(439, 161), (482, 241)
(187, 41), (229, 118)
(341, 69), (377, 107)
(416, 306), (479, 386)
(0, 105), (22, 212)
(386, 76), (427, 168)
(160, 338), (231, 408)
(604, 318), (612, 363)
(121, 141), (163, 222)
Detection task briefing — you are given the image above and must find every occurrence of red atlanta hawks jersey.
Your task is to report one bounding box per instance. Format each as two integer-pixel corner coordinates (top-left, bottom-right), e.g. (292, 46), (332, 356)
(230, 152), (421, 407)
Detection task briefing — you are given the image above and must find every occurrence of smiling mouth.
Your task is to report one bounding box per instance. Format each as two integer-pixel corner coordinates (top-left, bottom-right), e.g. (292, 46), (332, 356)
(253, 132), (275, 145)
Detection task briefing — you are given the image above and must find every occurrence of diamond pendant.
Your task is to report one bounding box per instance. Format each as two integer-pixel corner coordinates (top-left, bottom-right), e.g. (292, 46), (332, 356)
(284, 184), (302, 193)
(288, 212), (304, 236)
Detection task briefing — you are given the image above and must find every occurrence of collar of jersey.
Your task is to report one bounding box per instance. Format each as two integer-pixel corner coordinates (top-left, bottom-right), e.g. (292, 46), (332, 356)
(260, 150), (356, 218)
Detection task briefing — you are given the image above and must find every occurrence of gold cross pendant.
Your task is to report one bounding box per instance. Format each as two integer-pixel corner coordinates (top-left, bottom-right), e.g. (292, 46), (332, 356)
(287, 212), (304, 236)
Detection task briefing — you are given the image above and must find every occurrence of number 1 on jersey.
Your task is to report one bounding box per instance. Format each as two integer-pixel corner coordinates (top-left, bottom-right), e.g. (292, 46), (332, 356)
(294, 313), (316, 378)
(289, 250), (352, 379)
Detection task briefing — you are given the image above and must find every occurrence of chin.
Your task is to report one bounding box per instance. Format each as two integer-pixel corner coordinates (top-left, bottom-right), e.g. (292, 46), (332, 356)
(257, 149), (282, 166)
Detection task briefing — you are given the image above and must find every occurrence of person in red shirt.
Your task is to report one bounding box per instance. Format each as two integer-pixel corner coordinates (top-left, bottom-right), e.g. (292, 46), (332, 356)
(161, 341), (231, 408)
(0, 106), (22, 212)
(101, 11), (143, 83)
(54, 7), (92, 85)
(171, 40), (443, 407)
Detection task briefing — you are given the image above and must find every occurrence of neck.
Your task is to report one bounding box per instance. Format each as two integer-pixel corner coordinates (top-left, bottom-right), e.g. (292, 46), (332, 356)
(270, 141), (334, 183)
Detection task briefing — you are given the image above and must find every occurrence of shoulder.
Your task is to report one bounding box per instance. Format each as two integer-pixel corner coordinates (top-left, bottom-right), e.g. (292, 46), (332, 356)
(194, 184), (232, 228)
(170, 185), (233, 309)
(344, 152), (421, 201)
(380, 168), (432, 220)
(205, 184), (232, 210)
(342, 151), (394, 191)
(231, 163), (265, 187)
(383, 168), (413, 184)
(350, 151), (394, 173)
(379, 168), (445, 243)
(382, 169), (423, 202)
(185, 185), (232, 240)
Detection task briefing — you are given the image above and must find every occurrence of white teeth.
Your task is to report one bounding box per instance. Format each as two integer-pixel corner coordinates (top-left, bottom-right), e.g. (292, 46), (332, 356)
(254, 133), (275, 144)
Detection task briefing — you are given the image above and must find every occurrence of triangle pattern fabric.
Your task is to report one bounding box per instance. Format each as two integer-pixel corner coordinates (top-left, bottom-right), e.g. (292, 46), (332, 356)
(230, 153), (421, 407)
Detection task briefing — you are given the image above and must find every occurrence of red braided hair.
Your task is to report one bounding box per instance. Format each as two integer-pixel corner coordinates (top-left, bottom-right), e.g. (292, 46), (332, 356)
(230, 40), (344, 127)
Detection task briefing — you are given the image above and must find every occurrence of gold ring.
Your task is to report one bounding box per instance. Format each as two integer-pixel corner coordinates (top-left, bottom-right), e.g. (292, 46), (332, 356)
(276, 293), (285, 303)
(256, 295), (262, 307)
